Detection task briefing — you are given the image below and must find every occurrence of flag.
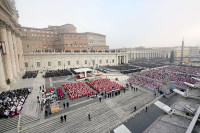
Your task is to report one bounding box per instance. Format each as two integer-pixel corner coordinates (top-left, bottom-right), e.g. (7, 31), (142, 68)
(1, 41), (6, 55)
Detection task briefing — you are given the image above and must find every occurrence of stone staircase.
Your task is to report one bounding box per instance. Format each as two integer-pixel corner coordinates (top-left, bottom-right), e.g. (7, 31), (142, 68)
(0, 114), (39, 133)
(20, 89), (156, 133)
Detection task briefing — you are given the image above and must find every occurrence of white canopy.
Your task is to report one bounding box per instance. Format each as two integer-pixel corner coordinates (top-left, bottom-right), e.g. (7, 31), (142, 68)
(74, 68), (92, 73)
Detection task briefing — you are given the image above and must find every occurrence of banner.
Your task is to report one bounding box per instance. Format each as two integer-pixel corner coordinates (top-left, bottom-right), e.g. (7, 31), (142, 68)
(0, 41), (6, 55)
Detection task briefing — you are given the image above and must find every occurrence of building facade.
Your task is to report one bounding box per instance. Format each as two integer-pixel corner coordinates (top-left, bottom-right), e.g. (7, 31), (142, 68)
(24, 51), (128, 71)
(118, 47), (170, 61)
(21, 24), (109, 53)
(173, 46), (200, 58)
(0, 0), (25, 90)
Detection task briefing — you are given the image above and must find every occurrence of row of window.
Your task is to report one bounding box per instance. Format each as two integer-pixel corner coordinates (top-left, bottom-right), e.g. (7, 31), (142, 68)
(53, 44), (87, 48)
(64, 36), (86, 40)
(24, 29), (56, 34)
(88, 40), (105, 43)
(88, 35), (105, 39)
(25, 59), (115, 68)
(31, 34), (57, 38)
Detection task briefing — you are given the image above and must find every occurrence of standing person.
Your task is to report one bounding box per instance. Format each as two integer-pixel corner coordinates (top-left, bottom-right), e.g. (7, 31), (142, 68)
(60, 116), (63, 123)
(40, 86), (41, 91)
(64, 114), (67, 122)
(134, 106), (137, 112)
(136, 88), (138, 92)
(99, 97), (101, 102)
(37, 96), (39, 103)
(63, 102), (66, 109)
(45, 110), (48, 117)
(42, 85), (44, 89)
(88, 114), (91, 121)
(146, 106), (148, 112)
(66, 102), (69, 107)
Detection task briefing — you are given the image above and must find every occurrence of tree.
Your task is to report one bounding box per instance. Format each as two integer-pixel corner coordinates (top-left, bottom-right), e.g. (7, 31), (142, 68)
(169, 50), (174, 63)
(6, 78), (11, 85)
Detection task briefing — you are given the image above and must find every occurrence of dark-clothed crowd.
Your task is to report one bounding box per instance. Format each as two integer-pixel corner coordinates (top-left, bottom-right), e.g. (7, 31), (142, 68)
(0, 88), (31, 118)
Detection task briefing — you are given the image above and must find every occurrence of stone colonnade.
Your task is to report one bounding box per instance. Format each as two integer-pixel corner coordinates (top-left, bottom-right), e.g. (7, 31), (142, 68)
(128, 51), (167, 60)
(118, 55), (128, 64)
(0, 22), (24, 90)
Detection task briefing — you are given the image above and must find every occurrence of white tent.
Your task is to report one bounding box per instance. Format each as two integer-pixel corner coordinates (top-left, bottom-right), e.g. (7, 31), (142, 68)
(74, 68), (92, 78)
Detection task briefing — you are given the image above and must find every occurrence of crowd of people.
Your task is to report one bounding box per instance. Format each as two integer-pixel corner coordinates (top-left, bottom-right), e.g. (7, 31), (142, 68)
(56, 88), (66, 99)
(70, 68), (79, 75)
(129, 76), (161, 91)
(62, 82), (96, 99)
(45, 87), (55, 93)
(103, 65), (143, 74)
(131, 58), (169, 68)
(22, 71), (38, 79)
(164, 66), (200, 76)
(0, 88), (31, 119)
(86, 78), (124, 93)
(129, 66), (199, 90)
(43, 69), (72, 78)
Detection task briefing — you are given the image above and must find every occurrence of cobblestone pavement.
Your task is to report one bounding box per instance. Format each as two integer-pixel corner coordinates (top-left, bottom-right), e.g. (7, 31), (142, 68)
(3, 72), (162, 133)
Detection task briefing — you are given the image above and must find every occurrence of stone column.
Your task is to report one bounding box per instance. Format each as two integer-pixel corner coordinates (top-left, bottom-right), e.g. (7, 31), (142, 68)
(16, 37), (22, 72)
(12, 33), (20, 74)
(0, 26), (14, 81)
(16, 36), (24, 72)
(0, 51), (7, 89)
(19, 38), (25, 72)
(7, 29), (17, 78)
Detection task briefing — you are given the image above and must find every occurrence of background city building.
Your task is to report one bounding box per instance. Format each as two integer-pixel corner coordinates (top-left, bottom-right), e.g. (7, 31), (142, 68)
(20, 24), (109, 53)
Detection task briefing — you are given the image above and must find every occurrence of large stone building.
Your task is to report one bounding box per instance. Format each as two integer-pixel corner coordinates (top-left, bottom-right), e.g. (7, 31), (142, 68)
(173, 46), (200, 58)
(21, 24), (109, 53)
(1, 0), (199, 91)
(0, 0), (24, 90)
(24, 50), (128, 71)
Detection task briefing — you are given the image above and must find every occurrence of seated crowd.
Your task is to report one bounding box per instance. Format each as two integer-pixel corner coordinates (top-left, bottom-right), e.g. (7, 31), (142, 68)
(86, 78), (124, 93)
(45, 87), (55, 93)
(70, 68), (79, 75)
(131, 58), (169, 68)
(43, 69), (72, 78)
(56, 88), (66, 99)
(129, 76), (161, 90)
(130, 66), (199, 90)
(163, 66), (200, 77)
(22, 71), (38, 79)
(62, 82), (96, 99)
(0, 88), (31, 119)
(104, 64), (143, 74)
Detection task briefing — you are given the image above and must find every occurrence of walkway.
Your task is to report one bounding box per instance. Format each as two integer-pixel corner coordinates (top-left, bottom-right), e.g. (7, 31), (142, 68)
(20, 88), (158, 133)
(120, 93), (180, 133)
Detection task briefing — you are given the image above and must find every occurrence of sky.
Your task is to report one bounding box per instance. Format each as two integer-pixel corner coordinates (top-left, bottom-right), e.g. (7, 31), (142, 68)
(15, 0), (200, 49)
